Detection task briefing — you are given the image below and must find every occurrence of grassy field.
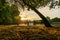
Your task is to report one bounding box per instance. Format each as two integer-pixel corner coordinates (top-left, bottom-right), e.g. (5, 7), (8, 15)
(0, 24), (60, 40)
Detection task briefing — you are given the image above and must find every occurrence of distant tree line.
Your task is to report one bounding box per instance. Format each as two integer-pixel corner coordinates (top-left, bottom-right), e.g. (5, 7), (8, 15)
(32, 17), (60, 25)
(51, 17), (60, 24)
(0, 0), (20, 25)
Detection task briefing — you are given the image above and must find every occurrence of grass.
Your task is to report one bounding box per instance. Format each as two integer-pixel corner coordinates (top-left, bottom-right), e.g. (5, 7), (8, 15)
(0, 24), (60, 40)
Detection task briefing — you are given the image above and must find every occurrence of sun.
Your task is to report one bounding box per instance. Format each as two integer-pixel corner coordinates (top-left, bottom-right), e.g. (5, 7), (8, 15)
(21, 17), (26, 20)
(20, 14), (31, 20)
(21, 17), (31, 20)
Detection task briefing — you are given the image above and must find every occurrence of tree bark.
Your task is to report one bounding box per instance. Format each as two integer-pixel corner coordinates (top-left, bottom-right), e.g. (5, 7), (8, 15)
(23, 0), (52, 27)
(31, 7), (52, 27)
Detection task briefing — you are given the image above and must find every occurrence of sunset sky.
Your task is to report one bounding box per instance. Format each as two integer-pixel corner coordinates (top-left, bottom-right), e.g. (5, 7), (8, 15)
(20, 6), (60, 20)
(7, 0), (59, 20)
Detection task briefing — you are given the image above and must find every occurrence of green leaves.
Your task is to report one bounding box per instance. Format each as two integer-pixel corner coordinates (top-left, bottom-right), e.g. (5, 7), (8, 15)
(12, 0), (59, 10)
(11, 5), (20, 16)
(0, 0), (20, 24)
(21, 0), (51, 8)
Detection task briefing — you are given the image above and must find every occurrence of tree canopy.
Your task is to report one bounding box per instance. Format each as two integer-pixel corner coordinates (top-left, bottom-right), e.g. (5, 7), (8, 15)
(9, 0), (59, 10)
(0, 0), (20, 25)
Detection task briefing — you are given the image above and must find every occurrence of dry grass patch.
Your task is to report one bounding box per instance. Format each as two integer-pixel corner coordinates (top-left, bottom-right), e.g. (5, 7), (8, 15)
(0, 25), (60, 40)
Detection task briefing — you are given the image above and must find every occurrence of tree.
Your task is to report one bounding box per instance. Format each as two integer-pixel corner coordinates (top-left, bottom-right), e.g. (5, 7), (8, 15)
(33, 20), (36, 25)
(8, 0), (59, 27)
(11, 4), (20, 24)
(10, 0), (52, 27)
(0, 0), (20, 25)
(0, 0), (12, 24)
(46, 16), (52, 24)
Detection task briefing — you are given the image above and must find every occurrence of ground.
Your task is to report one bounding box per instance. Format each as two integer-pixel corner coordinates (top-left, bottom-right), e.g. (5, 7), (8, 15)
(0, 24), (60, 40)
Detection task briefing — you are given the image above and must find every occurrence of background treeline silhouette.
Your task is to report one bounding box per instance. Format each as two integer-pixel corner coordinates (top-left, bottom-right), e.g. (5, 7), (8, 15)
(32, 17), (60, 25)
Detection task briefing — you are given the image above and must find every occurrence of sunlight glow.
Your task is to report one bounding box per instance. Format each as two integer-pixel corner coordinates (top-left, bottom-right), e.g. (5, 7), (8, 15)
(21, 17), (26, 20)
(21, 17), (31, 20)
(20, 14), (31, 20)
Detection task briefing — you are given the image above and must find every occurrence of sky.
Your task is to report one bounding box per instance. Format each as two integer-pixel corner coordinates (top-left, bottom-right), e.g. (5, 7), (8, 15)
(20, 6), (60, 20)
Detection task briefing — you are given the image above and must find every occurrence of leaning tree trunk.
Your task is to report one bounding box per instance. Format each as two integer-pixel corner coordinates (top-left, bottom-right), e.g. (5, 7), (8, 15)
(23, 0), (52, 27)
(31, 7), (52, 27)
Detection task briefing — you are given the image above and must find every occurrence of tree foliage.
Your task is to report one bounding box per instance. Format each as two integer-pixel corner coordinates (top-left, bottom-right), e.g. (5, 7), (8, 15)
(12, 0), (49, 10)
(11, 0), (59, 10)
(0, 0), (20, 25)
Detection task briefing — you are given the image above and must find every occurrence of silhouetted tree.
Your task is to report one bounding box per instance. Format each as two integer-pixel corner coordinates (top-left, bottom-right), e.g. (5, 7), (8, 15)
(7, 0), (59, 27)
(52, 17), (60, 22)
